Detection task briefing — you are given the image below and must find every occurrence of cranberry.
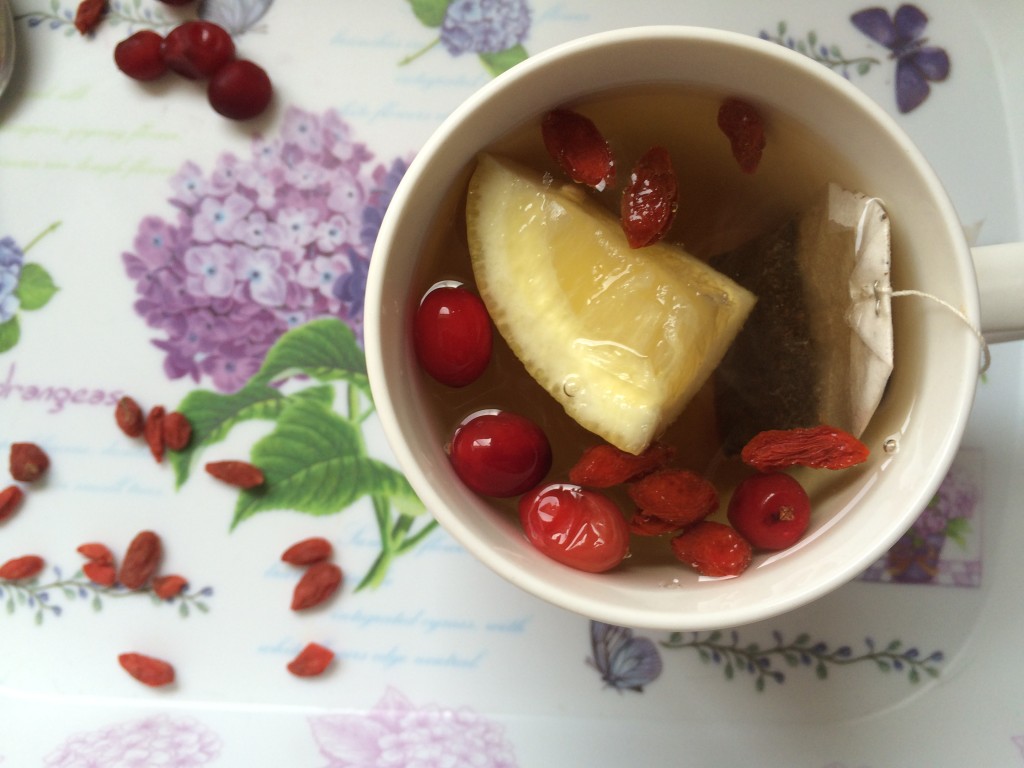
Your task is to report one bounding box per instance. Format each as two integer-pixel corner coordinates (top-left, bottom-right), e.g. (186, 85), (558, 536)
(518, 483), (629, 573)
(726, 472), (811, 550)
(114, 30), (167, 82)
(449, 410), (551, 498)
(161, 20), (235, 80)
(414, 285), (492, 387)
(207, 59), (273, 120)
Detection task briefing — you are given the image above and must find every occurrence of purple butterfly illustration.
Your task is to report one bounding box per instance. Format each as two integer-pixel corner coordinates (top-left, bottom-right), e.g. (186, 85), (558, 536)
(587, 621), (663, 692)
(850, 5), (950, 113)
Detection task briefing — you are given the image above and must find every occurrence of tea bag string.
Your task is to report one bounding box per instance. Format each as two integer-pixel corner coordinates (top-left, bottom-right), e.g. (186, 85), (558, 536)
(874, 283), (991, 374)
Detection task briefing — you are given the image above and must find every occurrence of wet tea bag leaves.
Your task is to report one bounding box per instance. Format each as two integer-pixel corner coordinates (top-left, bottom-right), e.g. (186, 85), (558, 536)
(712, 183), (892, 453)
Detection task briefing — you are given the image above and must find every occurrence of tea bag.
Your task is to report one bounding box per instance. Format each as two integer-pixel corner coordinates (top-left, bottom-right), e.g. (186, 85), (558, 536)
(711, 183), (892, 454)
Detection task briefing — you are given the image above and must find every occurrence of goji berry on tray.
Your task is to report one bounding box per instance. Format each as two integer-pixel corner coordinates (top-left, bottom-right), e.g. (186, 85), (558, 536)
(73, 0), (107, 35)
(627, 469), (719, 526)
(568, 442), (675, 488)
(152, 574), (187, 599)
(144, 406), (166, 463)
(0, 485), (25, 522)
(0, 555), (45, 581)
(162, 412), (192, 451)
(281, 537), (333, 566)
(115, 396), (145, 438)
(118, 652), (175, 687)
(76, 542), (114, 565)
(291, 561), (342, 611)
(287, 642), (335, 677)
(82, 561), (117, 587)
(740, 425), (870, 472)
(118, 530), (162, 590)
(9, 442), (50, 482)
(205, 460), (265, 489)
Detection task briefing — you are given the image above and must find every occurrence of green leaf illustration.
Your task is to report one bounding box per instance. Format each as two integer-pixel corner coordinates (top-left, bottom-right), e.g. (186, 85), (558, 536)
(407, 0), (450, 27)
(251, 318), (369, 395)
(230, 397), (423, 529)
(0, 316), (20, 353)
(479, 44), (528, 77)
(170, 382), (333, 486)
(14, 263), (59, 310)
(945, 517), (971, 550)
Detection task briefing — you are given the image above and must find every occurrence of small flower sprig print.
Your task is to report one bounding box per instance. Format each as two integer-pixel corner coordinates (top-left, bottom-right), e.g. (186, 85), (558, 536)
(661, 629), (943, 690)
(760, 21), (880, 77)
(1, 566), (213, 624)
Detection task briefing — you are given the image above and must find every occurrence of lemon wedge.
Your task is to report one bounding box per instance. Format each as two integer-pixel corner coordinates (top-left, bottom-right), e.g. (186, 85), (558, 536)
(466, 154), (757, 455)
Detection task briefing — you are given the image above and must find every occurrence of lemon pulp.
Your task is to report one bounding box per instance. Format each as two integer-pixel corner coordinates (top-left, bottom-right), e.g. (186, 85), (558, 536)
(467, 154), (756, 455)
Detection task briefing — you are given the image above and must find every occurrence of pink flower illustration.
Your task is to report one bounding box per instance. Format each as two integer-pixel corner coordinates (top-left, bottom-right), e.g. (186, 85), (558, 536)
(310, 687), (517, 768)
(43, 714), (221, 768)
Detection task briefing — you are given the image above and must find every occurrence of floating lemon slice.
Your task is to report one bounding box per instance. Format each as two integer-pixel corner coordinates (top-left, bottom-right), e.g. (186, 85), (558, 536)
(467, 154), (757, 455)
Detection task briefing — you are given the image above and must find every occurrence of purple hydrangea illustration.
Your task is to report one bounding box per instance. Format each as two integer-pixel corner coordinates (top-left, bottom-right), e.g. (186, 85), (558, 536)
(310, 687), (518, 767)
(43, 714), (222, 768)
(0, 236), (23, 323)
(122, 106), (408, 392)
(440, 0), (531, 56)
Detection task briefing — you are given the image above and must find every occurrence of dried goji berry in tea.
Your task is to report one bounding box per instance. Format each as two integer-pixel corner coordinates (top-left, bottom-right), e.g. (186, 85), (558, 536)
(118, 652), (175, 687)
(568, 442), (675, 488)
(541, 108), (616, 190)
(0, 485), (25, 522)
(115, 396), (145, 438)
(205, 460), (265, 489)
(0, 555), (45, 581)
(291, 561), (342, 611)
(717, 98), (766, 174)
(670, 521), (752, 578)
(82, 561), (117, 587)
(74, 0), (107, 35)
(281, 537), (333, 566)
(628, 512), (686, 537)
(740, 425), (870, 472)
(9, 442), (50, 482)
(144, 406), (166, 463)
(620, 146), (678, 248)
(287, 642), (335, 677)
(119, 530), (162, 590)
(162, 412), (192, 451)
(152, 574), (188, 599)
(76, 542), (115, 565)
(627, 469), (719, 525)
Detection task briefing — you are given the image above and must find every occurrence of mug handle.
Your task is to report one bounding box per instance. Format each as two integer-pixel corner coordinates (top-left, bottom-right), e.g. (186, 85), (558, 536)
(973, 243), (1024, 343)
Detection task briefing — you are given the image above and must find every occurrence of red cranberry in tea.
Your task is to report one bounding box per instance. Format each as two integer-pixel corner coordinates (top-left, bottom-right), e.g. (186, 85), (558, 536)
(161, 20), (235, 80)
(413, 285), (493, 387)
(114, 30), (168, 81)
(449, 410), (551, 498)
(727, 472), (811, 550)
(207, 59), (273, 120)
(518, 483), (629, 573)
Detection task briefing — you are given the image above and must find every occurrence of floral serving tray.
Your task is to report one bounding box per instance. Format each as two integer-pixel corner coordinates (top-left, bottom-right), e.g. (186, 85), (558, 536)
(1, 1), (1022, 765)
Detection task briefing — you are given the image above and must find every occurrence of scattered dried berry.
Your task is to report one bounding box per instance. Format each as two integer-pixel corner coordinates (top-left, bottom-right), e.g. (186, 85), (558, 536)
(741, 425), (870, 472)
(281, 537), (333, 566)
(205, 460), (265, 489)
(118, 653), (175, 687)
(115, 396), (146, 437)
(287, 642), (335, 677)
(568, 442), (675, 488)
(0, 555), (45, 581)
(541, 108), (616, 190)
(413, 286), (493, 387)
(291, 561), (342, 611)
(74, 0), (107, 35)
(670, 521), (752, 578)
(153, 574), (188, 599)
(119, 530), (162, 590)
(10, 442), (50, 482)
(207, 59), (273, 121)
(0, 485), (25, 523)
(161, 20), (235, 80)
(727, 472), (811, 550)
(718, 98), (766, 174)
(114, 30), (168, 81)
(449, 410), (551, 498)
(77, 542), (114, 565)
(82, 561), (117, 587)
(627, 469), (719, 526)
(620, 146), (678, 248)
(144, 406), (166, 463)
(162, 411), (192, 451)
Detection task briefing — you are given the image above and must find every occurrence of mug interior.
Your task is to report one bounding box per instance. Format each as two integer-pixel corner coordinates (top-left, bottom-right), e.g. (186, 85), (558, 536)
(365, 26), (981, 630)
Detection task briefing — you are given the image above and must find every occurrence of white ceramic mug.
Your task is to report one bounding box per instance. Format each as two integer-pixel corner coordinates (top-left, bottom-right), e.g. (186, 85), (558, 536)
(365, 26), (1024, 630)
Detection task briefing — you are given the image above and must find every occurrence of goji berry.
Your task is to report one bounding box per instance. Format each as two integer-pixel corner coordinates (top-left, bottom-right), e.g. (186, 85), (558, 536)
(717, 98), (766, 174)
(568, 442), (675, 488)
(0, 485), (25, 522)
(281, 537), (333, 566)
(740, 425), (870, 472)
(620, 146), (678, 248)
(670, 521), (752, 577)
(162, 411), (192, 451)
(541, 108), (616, 190)
(74, 0), (107, 35)
(118, 652), (175, 687)
(82, 561), (117, 587)
(205, 460), (265, 489)
(144, 406), (166, 463)
(9, 442), (50, 482)
(76, 542), (114, 565)
(115, 396), (145, 438)
(628, 512), (686, 537)
(153, 574), (188, 599)
(0, 555), (45, 581)
(119, 530), (162, 590)
(627, 469), (719, 525)
(287, 642), (335, 677)
(291, 561), (342, 611)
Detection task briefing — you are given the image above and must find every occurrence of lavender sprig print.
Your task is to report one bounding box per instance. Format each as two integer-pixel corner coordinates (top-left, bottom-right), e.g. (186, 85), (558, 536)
(662, 629), (943, 691)
(760, 21), (880, 77)
(1, 566), (213, 624)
